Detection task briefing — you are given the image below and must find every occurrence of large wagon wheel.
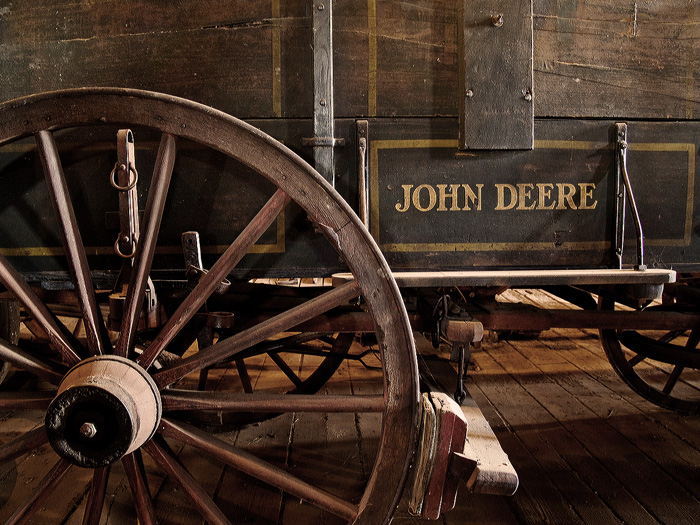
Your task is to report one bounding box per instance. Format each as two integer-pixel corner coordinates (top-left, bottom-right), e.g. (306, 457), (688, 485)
(0, 88), (419, 523)
(599, 297), (700, 413)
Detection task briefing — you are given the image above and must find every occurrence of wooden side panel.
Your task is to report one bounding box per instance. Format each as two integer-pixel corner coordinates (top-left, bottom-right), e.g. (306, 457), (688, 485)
(533, 0), (700, 119)
(1, 1), (697, 120)
(368, 118), (700, 271)
(338, 0), (700, 120)
(0, 1), (313, 118)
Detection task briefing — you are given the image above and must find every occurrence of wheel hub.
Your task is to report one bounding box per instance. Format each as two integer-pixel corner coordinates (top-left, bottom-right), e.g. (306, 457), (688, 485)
(45, 355), (161, 468)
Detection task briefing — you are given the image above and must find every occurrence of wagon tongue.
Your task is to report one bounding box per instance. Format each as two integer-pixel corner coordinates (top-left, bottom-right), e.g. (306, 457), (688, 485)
(408, 392), (518, 519)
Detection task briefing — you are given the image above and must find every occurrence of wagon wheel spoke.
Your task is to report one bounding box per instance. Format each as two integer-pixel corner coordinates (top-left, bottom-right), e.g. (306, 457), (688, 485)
(233, 332), (329, 360)
(82, 467), (109, 525)
(234, 359), (253, 392)
(0, 391), (54, 410)
(153, 281), (361, 388)
(659, 330), (685, 344)
(36, 130), (109, 357)
(663, 365), (685, 394)
(143, 439), (231, 525)
(137, 189), (290, 370)
(116, 133), (176, 358)
(0, 338), (64, 383)
(268, 352), (304, 387)
(5, 458), (71, 525)
(286, 332), (356, 394)
(161, 391), (385, 413)
(662, 330), (700, 394)
(159, 418), (359, 522)
(0, 426), (48, 465)
(122, 452), (157, 525)
(628, 353), (646, 367)
(0, 254), (81, 366)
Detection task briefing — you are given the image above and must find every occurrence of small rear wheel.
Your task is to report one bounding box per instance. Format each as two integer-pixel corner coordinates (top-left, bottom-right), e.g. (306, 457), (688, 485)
(599, 296), (700, 413)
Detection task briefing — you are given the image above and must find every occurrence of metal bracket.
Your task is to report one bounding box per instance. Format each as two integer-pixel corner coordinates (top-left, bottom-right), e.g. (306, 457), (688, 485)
(310, 0), (337, 185)
(181, 231), (231, 295)
(432, 295), (484, 404)
(300, 137), (345, 147)
(614, 123), (646, 271)
(357, 120), (370, 228)
(113, 130), (140, 262)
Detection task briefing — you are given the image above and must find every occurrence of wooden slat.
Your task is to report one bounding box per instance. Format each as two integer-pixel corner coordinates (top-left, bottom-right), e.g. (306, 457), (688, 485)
(2, 1), (697, 120)
(333, 268), (675, 288)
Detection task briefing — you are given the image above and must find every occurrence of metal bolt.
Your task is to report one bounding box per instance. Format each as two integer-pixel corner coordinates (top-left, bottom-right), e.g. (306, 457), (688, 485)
(491, 13), (504, 27)
(523, 89), (533, 102)
(319, 98), (327, 106)
(80, 422), (97, 439)
(317, 3), (324, 10)
(465, 89), (474, 99)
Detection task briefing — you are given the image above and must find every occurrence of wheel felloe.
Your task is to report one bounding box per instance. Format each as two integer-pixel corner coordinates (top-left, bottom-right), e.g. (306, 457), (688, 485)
(45, 356), (161, 468)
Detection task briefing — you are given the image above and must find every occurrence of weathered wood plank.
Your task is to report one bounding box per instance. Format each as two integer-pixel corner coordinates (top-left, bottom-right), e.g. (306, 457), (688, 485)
(3, 1), (696, 120)
(212, 354), (289, 522)
(533, 1), (700, 119)
(467, 347), (619, 524)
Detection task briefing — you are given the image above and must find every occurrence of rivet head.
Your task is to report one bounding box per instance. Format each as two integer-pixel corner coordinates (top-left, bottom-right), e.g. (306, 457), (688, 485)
(317, 3), (324, 10)
(523, 89), (533, 102)
(80, 422), (97, 439)
(319, 99), (327, 106)
(491, 13), (504, 27)
(465, 89), (474, 99)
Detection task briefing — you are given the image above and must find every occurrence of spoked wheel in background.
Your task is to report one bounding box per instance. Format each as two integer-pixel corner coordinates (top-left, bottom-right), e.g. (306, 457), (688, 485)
(0, 88), (419, 524)
(599, 296), (700, 414)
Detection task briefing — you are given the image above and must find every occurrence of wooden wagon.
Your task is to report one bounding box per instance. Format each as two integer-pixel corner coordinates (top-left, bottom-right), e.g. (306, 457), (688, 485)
(0, 1), (697, 522)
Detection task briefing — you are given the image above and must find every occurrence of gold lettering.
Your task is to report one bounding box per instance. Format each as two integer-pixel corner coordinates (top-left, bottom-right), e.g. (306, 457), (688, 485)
(412, 184), (437, 212)
(578, 183), (597, 210)
(556, 183), (577, 210)
(395, 184), (413, 212)
(536, 183), (555, 210)
(495, 184), (517, 210)
(463, 184), (482, 211)
(437, 184), (460, 211)
(517, 183), (536, 210)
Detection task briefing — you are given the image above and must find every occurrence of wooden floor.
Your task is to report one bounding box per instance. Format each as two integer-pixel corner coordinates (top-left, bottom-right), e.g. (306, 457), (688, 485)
(1, 289), (700, 523)
(408, 289), (700, 525)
